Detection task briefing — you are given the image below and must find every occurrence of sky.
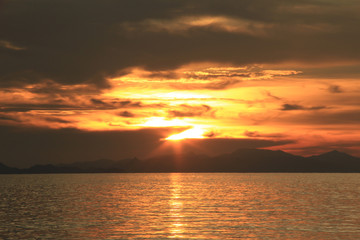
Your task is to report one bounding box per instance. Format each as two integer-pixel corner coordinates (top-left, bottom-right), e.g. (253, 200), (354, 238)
(1, 0), (360, 167)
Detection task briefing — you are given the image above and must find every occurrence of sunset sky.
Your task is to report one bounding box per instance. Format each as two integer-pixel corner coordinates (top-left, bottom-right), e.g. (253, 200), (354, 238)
(1, 0), (360, 167)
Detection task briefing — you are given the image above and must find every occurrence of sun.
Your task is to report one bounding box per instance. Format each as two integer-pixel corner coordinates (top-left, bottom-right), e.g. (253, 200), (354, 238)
(166, 127), (205, 141)
(140, 117), (206, 141)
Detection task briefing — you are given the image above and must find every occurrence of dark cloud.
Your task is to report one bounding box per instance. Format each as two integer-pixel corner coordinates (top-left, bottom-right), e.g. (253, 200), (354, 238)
(264, 91), (282, 100)
(281, 104), (304, 111)
(43, 117), (73, 124)
(328, 84), (343, 93)
(281, 103), (326, 111)
(1, 0), (360, 87)
(244, 130), (286, 139)
(117, 111), (135, 118)
(203, 131), (217, 138)
(0, 40), (26, 51)
(116, 100), (143, 108)
(299, 64), (360, 79)
(90, 98), (107, 105)
(0, 103), (80, 112)
(25, 80), (100, 96)
(288, 110), (360, 125)
(144, 71), (180, 80)
(167, 79), (242, 90)
(0, 115), (21, 122)
(203, 79), (241, 90)
(168, 104), (214, 118)
(157, 138), (296, 157)
(0, 125), (294, 168)
(0, 99), (152, 114)
(0, 125), (181, 167)
(184, 67), (258, 80)
(308, 106), (326, 110)
(183, 66), (300, 81)
(133, 66), (299, 91)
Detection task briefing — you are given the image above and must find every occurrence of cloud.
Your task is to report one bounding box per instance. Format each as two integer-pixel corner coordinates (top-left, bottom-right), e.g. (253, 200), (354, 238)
(113, 66), (301, 91)
(0, 40), (26, 51)
(122, 15), (270, 36)
(0, 115), (21, 122)
(290, 110), (360, 125)
(0, 125), (182, 167)
(203, 131), (217, 138)
(328, 84), (343, 93)
(25, 80), (100, 96)
(201, 79), (241, 90)
(1, 0), (360, 88)
(183, 66), (301, 80)
(299, 64), (360, 79)
(239, 111), (281, 125)
(0, 125), (296, 168)
(167, 104), (215, 118)
(90, 98), (107, 105)
(281, 104), (304, 111)
(244, 130), (286, 139)
(0, 98), (150, 113)
(264, 91), (282, 100)
(0, 103), (81, 112)
(117, 111), (136, 118)
(281, 103), (326, 111)
(116, 100), (143, 108)
(164, 137), (296, 157)
(43, 117), (73, 124)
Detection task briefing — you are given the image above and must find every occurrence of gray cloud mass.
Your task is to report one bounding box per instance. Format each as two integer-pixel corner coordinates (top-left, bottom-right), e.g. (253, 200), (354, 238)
(281, 103), (326, 111)
(1, 0), (360, 87)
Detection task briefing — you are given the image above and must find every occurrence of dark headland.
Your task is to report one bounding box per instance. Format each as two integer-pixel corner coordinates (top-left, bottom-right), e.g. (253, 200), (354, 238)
(1, 149), (360, 174)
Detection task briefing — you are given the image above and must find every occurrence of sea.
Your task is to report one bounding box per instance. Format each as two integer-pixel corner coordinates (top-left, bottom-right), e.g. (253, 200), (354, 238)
(1, 173), (359, 239)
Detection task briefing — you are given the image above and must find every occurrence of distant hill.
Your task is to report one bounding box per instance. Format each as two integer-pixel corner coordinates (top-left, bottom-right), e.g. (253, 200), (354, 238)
(1, 149), (360, 174)
(23, 164), (82, 174)
(307, 150), (360, 172)
(56, 158), (140, 173)
(0, 162), (20, 174)
(210, 148), (308, 172)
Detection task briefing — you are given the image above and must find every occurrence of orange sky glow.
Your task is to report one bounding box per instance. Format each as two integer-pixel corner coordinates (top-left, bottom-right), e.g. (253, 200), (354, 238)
(1, 63), (360, 157)
(1, 0), (360, 166)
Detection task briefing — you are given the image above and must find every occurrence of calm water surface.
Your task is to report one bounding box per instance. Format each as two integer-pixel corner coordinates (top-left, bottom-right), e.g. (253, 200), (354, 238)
(1, 173), (360, 239)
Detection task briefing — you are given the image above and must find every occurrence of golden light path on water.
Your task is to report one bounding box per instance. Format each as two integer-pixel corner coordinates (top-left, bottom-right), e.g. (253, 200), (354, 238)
(168, 174), (186, 238)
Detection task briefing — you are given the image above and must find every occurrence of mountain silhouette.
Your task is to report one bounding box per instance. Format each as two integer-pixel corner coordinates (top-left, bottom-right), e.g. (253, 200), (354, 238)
(1, 148), (360, 174)
(210, 148), (308, 172)
(307, 150), (360, 172)
(56, 158), (139, 173)
(0, 162), (20, 174)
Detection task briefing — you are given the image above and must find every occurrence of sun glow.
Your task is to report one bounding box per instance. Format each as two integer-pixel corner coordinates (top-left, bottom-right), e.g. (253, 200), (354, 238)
(157, 92), (210, 99)
(166, 127), (205, 140)
(141, 117), (189, 127)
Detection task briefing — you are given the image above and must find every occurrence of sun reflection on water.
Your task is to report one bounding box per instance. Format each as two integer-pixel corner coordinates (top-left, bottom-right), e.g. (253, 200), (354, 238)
(168, 173), (187, 238)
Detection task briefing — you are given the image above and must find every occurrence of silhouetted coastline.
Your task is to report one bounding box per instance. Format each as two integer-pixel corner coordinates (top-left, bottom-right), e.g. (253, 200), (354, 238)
(1, 149), (360, 174)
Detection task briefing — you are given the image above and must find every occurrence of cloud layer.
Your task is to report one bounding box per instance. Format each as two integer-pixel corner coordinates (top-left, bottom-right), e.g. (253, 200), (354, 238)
(1, 0), (360, 87)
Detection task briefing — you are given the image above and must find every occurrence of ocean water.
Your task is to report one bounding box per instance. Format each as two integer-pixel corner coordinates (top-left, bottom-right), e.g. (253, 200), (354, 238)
(1, 173), (360, 239)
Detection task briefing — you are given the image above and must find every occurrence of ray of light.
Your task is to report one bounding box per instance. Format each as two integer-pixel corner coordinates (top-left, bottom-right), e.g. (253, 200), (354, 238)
(166, 127), (205, 140)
